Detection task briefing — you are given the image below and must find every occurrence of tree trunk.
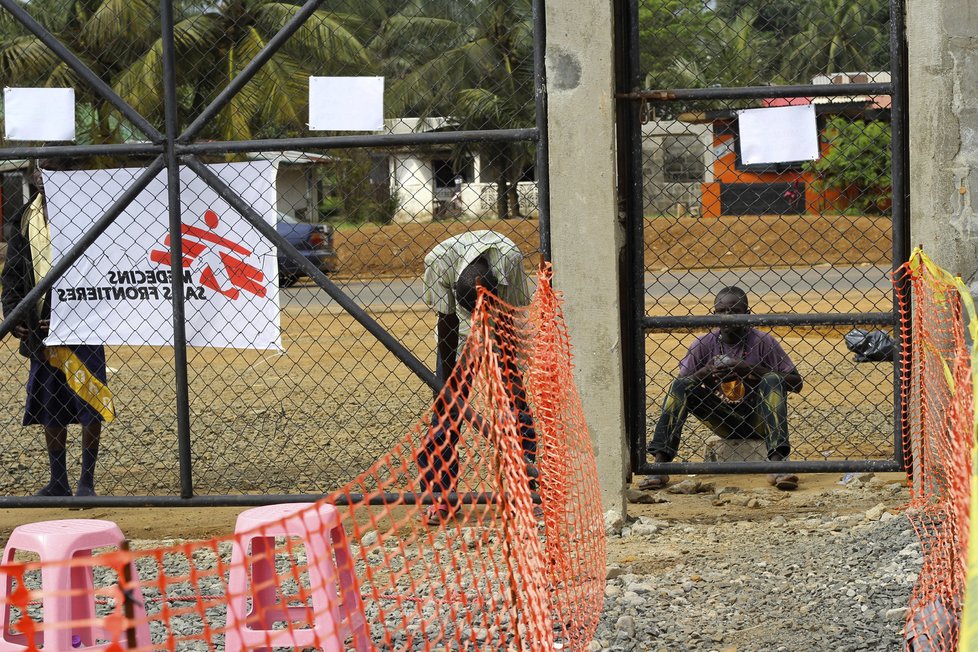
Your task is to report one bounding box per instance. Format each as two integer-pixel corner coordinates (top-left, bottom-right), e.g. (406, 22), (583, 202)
(506, 154), (522, 219)
(497, 177), (510, 220)
(499, 147), (523, 219)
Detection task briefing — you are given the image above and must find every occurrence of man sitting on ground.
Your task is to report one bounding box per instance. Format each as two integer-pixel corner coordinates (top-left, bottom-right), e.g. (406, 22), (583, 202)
(641, 286), (803, 491)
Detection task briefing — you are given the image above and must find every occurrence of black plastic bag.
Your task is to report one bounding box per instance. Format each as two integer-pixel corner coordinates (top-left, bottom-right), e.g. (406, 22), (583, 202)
(844, 328), (896, 362)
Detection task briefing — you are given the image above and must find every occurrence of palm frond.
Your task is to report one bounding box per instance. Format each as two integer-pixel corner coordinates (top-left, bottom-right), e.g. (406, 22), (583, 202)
(79, 0), (158, 63)
(113, 14), (223, 128)
(112, 42), (166, 122)
(255, 4), (372, 74)
(314, 0), (386, 20)
(370, 15), (470, 65)
(237, 25), (304, 129)
(0, 36), (62, 86)
(0, 0), (30, 40)
(386, 44), (473, 116)
(455, 87), (507, 128)
(45, 60), (86, 93)
(312, 10), (378, 45)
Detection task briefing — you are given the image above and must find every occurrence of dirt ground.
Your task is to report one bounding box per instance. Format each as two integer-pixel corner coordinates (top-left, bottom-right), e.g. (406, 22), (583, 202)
(0, 472), (909, 547)
(0, 214), (899, 543)
(331, 214), (892, 278)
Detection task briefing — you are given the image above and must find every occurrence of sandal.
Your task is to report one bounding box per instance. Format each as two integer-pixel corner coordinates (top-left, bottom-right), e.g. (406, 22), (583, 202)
(421, 500), (458, 526)
(637, 474), (670, 491)
(767, 473), (799, 491)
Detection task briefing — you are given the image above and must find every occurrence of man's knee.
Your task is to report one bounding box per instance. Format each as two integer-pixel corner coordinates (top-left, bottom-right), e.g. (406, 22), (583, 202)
(758, 373), (786, 395)
(668, 376), (698, 393)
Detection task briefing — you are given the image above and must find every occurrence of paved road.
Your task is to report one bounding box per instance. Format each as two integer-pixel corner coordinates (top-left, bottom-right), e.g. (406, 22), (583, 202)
(281, 264), (894, 310)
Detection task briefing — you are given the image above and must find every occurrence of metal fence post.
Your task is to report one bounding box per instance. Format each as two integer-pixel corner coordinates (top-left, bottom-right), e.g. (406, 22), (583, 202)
(161, 0), (194, 499)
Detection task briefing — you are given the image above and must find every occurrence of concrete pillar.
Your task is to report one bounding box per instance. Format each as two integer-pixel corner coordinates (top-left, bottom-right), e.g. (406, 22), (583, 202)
(907, 0), (978, 280)
(546, 0), (627, 519)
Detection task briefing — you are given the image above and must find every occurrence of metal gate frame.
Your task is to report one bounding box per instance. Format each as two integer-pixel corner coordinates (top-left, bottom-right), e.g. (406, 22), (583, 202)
(0, 0), (551, 507)
(615, 0), (911, 478)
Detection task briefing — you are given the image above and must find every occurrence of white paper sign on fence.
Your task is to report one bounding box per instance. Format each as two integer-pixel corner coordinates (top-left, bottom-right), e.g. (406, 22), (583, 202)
(4, 87), (76, 141)
(308, 76), (384, 131)
(42, 162), (282, 350)
(738, 104), (819, 165)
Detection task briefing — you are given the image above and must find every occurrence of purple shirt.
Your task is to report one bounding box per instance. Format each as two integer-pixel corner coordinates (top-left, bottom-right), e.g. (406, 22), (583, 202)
(680, 329), (797, 380)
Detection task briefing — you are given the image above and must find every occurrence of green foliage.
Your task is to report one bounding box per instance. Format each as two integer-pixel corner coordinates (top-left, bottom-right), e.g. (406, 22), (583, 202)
(781, 0), (889, 83)
(638, 1), (781, 91)
(715, 0), (799, 39)
(809, 118), (892, 215)
(328, 151), (396, 226)
(638, 0), (890, 92)
(318, 195), (342, 220)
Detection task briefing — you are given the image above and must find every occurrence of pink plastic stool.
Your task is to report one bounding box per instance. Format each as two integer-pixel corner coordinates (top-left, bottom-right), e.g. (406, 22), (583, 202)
(0, 519), (151, 651)
(224, 503), (369, 652)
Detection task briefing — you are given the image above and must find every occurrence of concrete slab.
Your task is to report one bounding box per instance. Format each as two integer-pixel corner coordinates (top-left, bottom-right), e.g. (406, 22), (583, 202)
(703, 436), (767, 463)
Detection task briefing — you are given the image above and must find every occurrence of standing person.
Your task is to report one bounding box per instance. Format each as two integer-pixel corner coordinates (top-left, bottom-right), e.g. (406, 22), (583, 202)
(1, 173), (114, 497)
(641, 286), (803, 491)
(418, 230), (535, 525)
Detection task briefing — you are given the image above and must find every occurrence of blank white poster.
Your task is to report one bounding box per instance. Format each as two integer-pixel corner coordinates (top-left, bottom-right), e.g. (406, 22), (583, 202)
(308, 77), (384, 131)
(738, 104), (819, 165)
(4, 87), (76, 141)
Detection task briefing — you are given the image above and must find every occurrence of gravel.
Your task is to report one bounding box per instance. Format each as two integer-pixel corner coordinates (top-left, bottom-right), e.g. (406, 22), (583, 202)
(596, 498), (921, 651)
(4, 477), (923, 651)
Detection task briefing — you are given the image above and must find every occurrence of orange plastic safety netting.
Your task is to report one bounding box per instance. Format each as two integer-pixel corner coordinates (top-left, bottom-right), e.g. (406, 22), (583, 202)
(897, 249), (977, 651)
(0, 263), (605, 651)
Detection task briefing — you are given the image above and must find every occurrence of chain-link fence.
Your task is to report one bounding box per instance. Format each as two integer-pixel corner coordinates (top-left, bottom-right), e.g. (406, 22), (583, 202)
(0, 0), (547, 503)
(618, 0), (908, 475)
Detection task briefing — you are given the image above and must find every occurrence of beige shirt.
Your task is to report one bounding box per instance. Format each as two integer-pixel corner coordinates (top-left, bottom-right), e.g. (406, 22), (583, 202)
(422, 230), (531, 349)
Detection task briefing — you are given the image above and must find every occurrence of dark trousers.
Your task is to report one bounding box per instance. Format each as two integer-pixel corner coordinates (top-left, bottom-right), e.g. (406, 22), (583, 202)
(418, 348), (536, 495)
(647, 373), (790, 462)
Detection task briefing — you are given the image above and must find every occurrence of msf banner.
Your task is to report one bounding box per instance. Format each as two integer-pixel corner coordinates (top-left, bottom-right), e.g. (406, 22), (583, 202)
(42, 162), (283, 350)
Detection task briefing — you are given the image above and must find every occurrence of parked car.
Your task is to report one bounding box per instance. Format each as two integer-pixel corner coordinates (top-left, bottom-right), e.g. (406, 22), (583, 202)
(276, 213), (340, 287)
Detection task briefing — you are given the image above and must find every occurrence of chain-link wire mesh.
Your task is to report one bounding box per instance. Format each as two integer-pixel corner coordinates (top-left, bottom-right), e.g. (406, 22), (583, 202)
(633, 0), (899, 468)
(0, 0), (543, 499)
(0, 269), (605, 651)
(638, 0), (890, 101)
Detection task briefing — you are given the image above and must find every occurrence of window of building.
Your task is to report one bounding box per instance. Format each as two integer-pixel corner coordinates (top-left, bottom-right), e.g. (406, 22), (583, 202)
(662, 135), (705, 182)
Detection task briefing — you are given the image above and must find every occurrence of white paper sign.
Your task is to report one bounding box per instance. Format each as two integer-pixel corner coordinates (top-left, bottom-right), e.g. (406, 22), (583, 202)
(4, 87), (76, 141)
(308, 76), (384, 131)
(42, 162), (283, 350)
(738, 104), (819, 165)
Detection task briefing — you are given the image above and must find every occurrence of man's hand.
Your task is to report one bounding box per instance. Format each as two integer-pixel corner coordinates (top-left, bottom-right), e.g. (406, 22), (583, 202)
(713, 355), (754, 379)
(11, 320), (49, 340)
(691, 358), (722, 383)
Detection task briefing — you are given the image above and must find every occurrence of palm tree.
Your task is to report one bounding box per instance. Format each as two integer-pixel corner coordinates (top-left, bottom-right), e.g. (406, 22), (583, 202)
(386, 0), (536, 219)
(113, 0), (373, 141)
(781, 0), (888, 83)
(0, 0), (159, 145)
(671, 9), (779, 88)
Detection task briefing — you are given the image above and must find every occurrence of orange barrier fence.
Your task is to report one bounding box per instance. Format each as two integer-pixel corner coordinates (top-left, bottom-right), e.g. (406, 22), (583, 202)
(898, 250), (975, 651)
(0, 263), (605, 651)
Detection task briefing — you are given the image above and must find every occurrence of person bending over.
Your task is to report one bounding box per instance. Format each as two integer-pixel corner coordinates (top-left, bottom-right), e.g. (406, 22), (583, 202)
(417, 230), (535, 525)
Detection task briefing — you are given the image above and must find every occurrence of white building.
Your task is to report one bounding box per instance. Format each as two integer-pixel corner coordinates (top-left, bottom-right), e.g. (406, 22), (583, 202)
(247, 151), (336, 221)
(385, 117), (539, 223)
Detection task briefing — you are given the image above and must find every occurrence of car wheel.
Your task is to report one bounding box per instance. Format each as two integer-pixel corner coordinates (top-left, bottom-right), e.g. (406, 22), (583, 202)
(280, 273), (299, 288)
